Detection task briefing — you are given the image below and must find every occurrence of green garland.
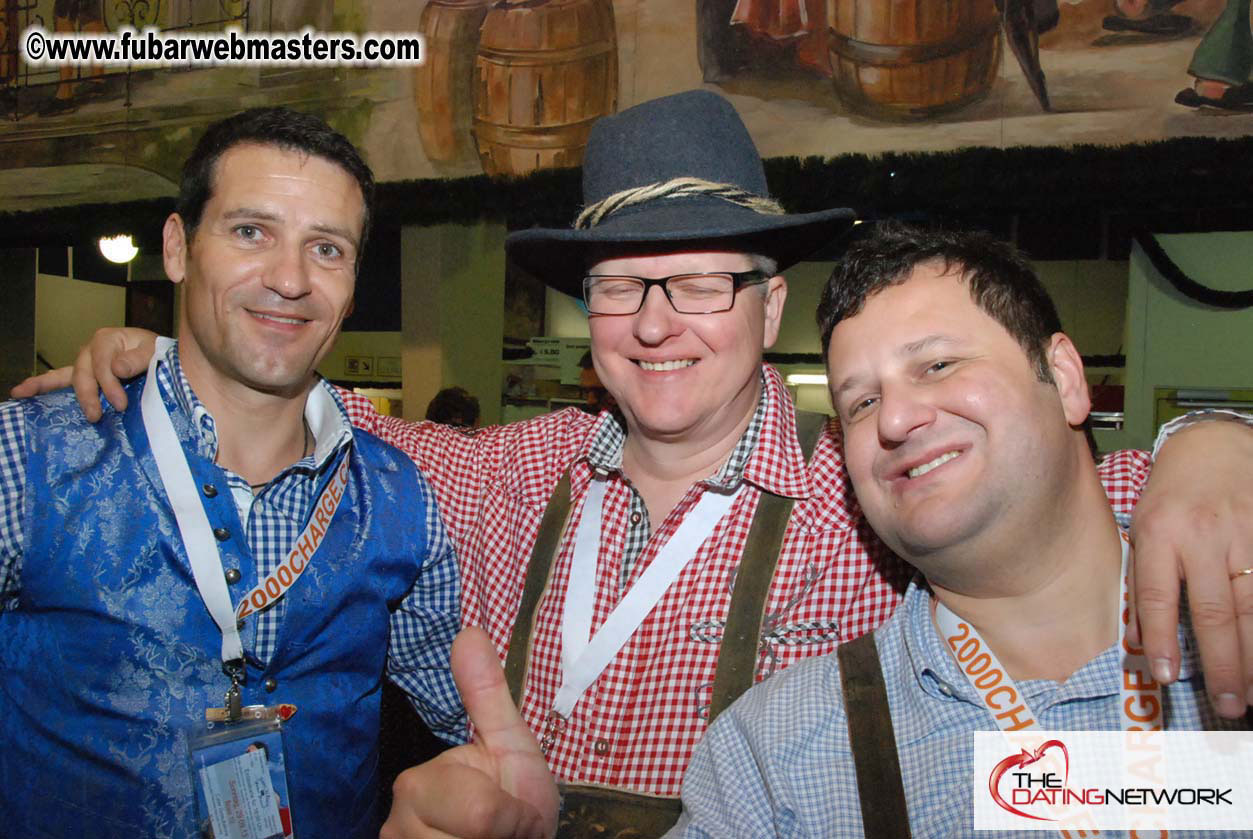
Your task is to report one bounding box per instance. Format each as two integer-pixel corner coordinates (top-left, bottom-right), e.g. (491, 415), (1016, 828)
(1134, 231), (1253, 309)
(2, 136), (1251, 248)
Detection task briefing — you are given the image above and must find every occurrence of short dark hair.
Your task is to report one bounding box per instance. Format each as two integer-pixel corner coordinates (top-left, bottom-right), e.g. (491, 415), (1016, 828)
(816, 222), (1062, 384)
(176, 107), (375, 260)
(425, 386), (480, 428)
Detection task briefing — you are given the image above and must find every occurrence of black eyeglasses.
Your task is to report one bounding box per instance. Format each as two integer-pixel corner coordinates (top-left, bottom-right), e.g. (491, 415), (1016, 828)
(582, 271), (769, 315)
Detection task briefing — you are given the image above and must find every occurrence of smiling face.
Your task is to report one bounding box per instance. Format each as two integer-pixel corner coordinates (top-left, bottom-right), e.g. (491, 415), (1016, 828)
(586, 250), (786, 445)
(826, 261), (1089, 570)
(164, 142), (363, 400)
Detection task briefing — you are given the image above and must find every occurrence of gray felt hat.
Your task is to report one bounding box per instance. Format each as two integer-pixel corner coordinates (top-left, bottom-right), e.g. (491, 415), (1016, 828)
(505, 89), (856, 297)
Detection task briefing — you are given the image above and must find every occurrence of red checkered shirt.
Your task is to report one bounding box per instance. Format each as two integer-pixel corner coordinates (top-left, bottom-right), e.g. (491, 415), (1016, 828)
(340, 365), (1151, 797)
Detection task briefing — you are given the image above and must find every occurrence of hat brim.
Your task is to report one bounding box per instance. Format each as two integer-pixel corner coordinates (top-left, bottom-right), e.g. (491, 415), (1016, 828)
(506, 199), (856, 297)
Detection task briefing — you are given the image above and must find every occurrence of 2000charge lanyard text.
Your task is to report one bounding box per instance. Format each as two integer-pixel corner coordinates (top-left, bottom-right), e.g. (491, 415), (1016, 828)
(542, 474), (744, 752)
(933, 532), (1164, 837)
(141, 338), (350, 721)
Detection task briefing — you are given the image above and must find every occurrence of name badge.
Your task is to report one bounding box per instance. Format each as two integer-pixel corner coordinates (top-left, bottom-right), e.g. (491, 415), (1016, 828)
(189, 717), (295, 839)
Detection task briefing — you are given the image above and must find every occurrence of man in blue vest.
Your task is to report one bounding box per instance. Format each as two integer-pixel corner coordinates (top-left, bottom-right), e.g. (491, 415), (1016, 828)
(0, 108), (464, 838)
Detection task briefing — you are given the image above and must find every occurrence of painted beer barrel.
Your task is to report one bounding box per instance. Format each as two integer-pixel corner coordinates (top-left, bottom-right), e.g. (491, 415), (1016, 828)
(415, 0), (490, 167)
(827, 0), (1001, 120)
(473, 0), (618, 177)
(0, 0), (16, 87)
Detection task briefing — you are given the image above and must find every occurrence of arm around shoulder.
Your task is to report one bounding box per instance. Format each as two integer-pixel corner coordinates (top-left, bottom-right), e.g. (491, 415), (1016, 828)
(1127, 410), (1253, 718)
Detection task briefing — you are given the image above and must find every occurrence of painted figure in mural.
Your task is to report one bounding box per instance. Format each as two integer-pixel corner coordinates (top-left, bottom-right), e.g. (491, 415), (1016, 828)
(701, 0), (1056, 117)
(701, 0), (1242, 119)
(16, 90), (1253, 839)
(1175, 0), (1253, 110)
(667, 223), (1249, 838)
(1102, 0), (1195, 36)
(0, 0), (16, 102)
(40, 0), (109, 115)
(0, 107), (465, 837)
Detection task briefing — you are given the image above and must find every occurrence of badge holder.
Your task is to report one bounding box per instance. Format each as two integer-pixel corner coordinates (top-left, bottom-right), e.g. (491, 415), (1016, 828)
(188, 661), (298, 839)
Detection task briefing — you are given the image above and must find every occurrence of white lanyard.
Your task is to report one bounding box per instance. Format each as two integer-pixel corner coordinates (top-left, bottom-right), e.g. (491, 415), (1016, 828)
(933, 532), (1161, 734)
(553, 476), (743, 718)
(140, 339), (349, 676)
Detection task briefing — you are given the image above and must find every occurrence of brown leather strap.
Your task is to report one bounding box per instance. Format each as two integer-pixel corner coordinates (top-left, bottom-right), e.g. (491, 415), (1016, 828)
(556, 784), (682, 839)
(838, 633), (913, 839)
(506, 410), (828, 719)
(707, 410), (827, 723)
(504, 472), (572, 706)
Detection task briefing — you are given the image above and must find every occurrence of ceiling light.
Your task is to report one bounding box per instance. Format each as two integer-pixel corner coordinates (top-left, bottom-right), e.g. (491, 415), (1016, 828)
(785, 373), (828, 387)
(99, 234), (138, 264)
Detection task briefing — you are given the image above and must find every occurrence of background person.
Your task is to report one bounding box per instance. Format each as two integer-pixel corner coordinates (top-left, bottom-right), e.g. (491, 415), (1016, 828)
(425, 385), (481, 428)
(576, 349), (615, 414)
(1174, 0), (1253, 111)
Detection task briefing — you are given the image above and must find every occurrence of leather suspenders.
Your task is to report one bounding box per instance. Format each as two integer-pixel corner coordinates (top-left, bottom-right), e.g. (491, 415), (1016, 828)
(504, 470), (573, 707)
(707, 410), (826, 723)
(838, 632), (914, 838)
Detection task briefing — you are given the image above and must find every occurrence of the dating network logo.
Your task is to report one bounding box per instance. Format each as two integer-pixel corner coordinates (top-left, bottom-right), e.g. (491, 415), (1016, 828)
(986, 735), (1235, 827)
(988, 739), (1071, 821)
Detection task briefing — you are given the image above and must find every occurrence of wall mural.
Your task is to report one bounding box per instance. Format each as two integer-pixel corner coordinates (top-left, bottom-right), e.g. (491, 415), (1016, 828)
(0, 0), (1249, 210)
(2, 0), (246, 117)
(696, 0), (1252, 117)
(415, 0), (617, 175)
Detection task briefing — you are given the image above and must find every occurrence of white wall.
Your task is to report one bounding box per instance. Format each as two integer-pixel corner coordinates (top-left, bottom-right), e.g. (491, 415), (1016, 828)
(318, 331), (403, 383)
(401, 223), (507, 424)
(1116, 232), (1253, 452)
(35, 273), (126, 370)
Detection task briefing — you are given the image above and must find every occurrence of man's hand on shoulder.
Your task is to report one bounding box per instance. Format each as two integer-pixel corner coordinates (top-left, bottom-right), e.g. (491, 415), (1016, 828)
(8, 327), (157, 421)
(381, 627), (559, 839)
(1130, 418), (1253, 719)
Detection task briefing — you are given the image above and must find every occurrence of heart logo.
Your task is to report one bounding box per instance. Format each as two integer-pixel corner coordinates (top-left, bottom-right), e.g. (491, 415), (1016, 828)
(988, 739), (1070, 821)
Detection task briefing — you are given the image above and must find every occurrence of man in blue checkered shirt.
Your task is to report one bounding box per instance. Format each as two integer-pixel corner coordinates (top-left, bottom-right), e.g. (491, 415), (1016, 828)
(669, 224), (1251, 839)
(0, 109), (464, 838)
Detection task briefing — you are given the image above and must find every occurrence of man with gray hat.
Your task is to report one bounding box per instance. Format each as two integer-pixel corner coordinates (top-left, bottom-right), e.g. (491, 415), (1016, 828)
(25, 89), (1253, 839)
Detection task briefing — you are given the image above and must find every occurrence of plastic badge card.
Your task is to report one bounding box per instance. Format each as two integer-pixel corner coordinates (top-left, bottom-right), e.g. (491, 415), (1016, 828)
(190, 718), (295, 839)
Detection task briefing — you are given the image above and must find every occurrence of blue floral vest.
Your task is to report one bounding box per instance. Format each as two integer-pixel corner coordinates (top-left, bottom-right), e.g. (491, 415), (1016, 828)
(1, 380), (437, 838)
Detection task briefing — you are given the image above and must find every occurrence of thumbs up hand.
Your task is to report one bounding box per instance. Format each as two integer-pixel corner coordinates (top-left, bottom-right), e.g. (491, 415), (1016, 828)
(381, 627), (560, 839)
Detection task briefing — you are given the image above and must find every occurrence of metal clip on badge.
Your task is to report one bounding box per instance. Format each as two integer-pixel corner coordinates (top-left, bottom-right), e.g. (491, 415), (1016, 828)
(223, 659), (246, 723)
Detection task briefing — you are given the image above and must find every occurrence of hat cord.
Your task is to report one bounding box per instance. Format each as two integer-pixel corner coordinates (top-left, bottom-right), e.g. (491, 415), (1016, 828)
(574, 177), (785, 230)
